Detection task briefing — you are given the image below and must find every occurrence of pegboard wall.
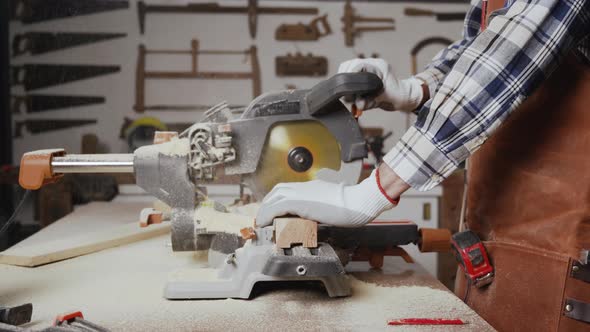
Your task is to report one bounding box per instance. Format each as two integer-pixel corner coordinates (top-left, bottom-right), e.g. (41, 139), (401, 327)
(10, 0), (469, 162)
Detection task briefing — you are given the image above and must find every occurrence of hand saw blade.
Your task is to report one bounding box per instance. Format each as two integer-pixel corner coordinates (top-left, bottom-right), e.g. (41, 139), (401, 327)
(12, 32), (127, 56)
(11, 64), (120, 91)
(11, 0), (129, 24)
(14, 119), (97, 138)
(435, 12), (466, 21)
(243, 120), (361, 200)
(11, 94), (106, 113)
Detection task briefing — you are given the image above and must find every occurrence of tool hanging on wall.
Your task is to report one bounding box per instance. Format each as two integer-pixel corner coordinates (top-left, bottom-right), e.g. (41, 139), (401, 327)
(276, 53), (328, 77)
(12, 32), (126, 57)
(405, 37), (454, 130)
(10, 0), (129, 24)
(410, 37), (453, 75)
(14, 119), (97, 138)
(11, 94), (105, 114)
(11, 64), (120, 91)
(137, 0), (318, 38)
(404, 8), (466, 22)
(134, 39), (260, 113)
(341, 0), (395, 47)
(275, 15), (332, 41)
(358, 52), (380, 59)
(138, 104), (246, 112)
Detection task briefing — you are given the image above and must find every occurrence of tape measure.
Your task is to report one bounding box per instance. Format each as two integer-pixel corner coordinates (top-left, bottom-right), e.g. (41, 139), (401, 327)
(451, 230), (494, 288)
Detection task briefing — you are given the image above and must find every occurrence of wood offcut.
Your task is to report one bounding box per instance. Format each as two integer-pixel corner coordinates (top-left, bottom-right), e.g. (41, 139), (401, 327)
(274, 218), (318, 249)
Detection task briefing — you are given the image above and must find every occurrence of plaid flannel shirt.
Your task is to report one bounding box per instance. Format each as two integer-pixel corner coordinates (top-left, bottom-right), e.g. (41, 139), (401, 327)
(383, 0), (590, 191)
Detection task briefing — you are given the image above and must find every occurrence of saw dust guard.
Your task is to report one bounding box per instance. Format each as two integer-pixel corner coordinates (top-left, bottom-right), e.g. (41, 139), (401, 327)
(18, 72), (452, 300)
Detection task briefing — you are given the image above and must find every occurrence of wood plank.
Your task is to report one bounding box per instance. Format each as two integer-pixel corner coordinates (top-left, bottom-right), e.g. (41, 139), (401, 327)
(0, 201), (170, 267)
(0, 222), (169, 267)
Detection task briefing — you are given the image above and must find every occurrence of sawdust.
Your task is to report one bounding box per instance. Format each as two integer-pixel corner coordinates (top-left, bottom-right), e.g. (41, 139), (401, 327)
(345, 277), (472, 327)
(134, 138), (189, 157)
(1, 235), (494, 331)
(228, 202), (260, 217)
(168, 267), (219, 282)
(193, 206), (253, 235)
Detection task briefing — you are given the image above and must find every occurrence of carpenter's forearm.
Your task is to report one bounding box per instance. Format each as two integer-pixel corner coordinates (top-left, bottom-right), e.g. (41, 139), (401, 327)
(378, 162), (410, 200)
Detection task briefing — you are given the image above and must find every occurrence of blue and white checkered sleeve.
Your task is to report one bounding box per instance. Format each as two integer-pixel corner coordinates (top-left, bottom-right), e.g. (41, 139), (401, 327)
(414, 0), (482, 96)
(385, 0), (590, 191)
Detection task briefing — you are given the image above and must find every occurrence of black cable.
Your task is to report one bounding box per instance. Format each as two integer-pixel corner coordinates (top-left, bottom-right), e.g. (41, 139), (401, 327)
(0, 190), (31, 237)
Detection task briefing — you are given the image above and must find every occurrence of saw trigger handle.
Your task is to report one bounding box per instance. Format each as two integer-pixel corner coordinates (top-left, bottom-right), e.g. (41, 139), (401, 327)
(305, 72), (384, 116)
(19, 149), (66, 190)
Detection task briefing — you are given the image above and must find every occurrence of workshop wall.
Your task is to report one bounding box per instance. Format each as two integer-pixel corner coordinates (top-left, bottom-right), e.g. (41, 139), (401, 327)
(10, 0), (468, 160)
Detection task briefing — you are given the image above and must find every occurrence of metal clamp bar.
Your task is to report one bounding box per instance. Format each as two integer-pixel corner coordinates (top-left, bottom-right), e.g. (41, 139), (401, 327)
(51, 154), (134, 173)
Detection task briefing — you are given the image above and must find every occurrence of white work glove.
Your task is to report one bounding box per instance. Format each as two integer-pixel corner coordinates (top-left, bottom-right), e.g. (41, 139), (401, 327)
(255, 171), (398, 228)
(338, 58), (424, 112)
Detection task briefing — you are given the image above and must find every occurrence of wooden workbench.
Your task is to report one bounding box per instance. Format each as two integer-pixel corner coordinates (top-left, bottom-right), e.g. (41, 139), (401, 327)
(0, 199), (495, 331)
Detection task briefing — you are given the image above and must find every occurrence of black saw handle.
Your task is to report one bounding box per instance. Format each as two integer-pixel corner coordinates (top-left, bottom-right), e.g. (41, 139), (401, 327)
(305, 72), (383, 116)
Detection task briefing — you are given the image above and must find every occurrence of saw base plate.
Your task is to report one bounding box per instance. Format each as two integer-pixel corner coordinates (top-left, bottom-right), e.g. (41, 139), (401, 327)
(164, 227), (351, 299)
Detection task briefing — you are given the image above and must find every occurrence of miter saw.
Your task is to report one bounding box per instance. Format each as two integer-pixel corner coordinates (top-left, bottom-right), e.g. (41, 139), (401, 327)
(19, 73), (451, 299)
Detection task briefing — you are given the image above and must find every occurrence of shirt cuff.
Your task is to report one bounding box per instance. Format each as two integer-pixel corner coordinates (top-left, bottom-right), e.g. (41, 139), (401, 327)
(382, 126), (458, 191)
(414, 68), (445, 98)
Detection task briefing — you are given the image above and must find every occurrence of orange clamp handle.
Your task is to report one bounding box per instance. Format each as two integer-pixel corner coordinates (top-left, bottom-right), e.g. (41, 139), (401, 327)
(54, 311), (84, 326)
(19, 149), (66, 190)
(418, 228), (452, 253)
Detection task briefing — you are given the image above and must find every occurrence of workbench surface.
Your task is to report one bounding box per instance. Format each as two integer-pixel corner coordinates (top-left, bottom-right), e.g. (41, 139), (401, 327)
(0, 200), (495, 331)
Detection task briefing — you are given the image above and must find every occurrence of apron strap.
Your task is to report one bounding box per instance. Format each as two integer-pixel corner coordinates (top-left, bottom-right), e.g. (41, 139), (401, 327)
(565, 298), (590, 323)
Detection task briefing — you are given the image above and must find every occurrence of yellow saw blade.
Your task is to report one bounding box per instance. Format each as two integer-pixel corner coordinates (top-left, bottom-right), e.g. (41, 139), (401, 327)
(246, 120), (342, 198)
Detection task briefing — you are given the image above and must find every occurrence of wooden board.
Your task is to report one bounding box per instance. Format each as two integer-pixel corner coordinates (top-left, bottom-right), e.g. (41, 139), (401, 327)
(0, 201), (169, 267)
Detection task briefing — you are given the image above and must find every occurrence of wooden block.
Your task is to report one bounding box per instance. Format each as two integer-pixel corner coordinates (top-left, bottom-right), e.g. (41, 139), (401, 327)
(274, 218), (317, 249)
(153, 131), (178, 144)
(240, 227), (256, 240)
(139, 208), (163, 227)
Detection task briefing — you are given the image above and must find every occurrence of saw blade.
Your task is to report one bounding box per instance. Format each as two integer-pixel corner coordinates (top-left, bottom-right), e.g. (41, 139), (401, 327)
(245, 120), (345, 199)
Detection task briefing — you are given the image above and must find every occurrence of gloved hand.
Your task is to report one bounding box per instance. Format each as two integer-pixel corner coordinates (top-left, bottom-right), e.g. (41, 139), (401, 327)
(255, 171), (398, 228)
(338, 58), (424, 112)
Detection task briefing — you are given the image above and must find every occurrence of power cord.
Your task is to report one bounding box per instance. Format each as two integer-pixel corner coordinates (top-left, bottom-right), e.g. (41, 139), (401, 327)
(0, 190), (31, 237)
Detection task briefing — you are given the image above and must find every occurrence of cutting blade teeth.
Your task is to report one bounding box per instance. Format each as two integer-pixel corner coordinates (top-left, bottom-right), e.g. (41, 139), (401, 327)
(247, 121), (341, 198)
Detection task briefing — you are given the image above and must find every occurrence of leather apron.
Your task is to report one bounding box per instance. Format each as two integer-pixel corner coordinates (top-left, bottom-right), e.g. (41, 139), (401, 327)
(454, 1), (590, 331)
